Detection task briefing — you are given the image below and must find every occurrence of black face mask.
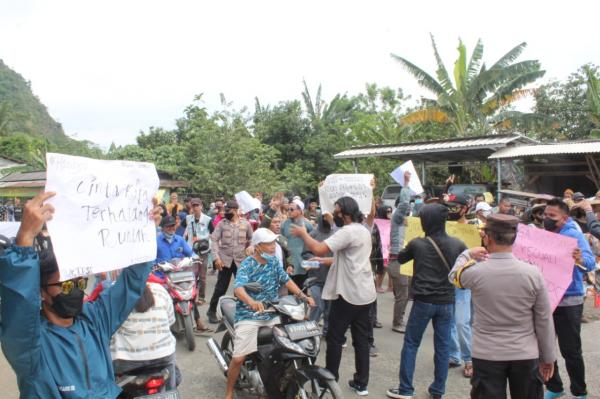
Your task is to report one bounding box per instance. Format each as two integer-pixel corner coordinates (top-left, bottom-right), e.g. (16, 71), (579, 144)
(333, 214), (344, 228)
(224, 212), (235, 220)
(49, 287), (85, 318)
(543, 218), (559, 232)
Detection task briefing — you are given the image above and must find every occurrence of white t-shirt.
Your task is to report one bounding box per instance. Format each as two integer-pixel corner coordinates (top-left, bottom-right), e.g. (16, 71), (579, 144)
(111, 283), (176, 361)
(323, 223), (376, 306)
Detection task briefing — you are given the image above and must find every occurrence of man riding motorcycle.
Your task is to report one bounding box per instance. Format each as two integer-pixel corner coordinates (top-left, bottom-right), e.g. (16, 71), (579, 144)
(157, 215), (211, 333)
(224, 228), (315, 399)
(0, 192), (161, 399)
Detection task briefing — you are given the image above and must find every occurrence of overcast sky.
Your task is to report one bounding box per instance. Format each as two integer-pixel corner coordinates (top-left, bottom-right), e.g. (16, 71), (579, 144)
(1, 0), (598, 148)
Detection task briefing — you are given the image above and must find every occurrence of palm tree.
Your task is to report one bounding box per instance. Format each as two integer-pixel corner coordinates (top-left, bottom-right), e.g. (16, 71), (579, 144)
(391, 34), (546, 136)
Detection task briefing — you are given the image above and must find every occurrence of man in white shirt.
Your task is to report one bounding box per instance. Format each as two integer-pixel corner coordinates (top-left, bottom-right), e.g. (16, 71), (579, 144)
(292, 196), (376, 396)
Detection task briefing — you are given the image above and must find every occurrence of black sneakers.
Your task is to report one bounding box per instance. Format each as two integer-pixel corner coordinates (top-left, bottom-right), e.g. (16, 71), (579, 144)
(348, 380), (368, 396)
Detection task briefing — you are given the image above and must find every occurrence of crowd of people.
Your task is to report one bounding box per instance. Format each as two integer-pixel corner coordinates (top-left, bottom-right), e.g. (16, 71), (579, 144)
(0, 175), (599, 398)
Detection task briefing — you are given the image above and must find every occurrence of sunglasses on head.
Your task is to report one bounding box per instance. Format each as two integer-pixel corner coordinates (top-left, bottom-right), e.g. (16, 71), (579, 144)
(43, 277), (88, 295)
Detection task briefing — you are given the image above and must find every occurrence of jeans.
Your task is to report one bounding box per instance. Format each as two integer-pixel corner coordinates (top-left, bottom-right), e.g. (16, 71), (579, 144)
(309, 283), (328, 323)
(195, 253), (208, 299)
(471, 358), (543, 399)
(388, 259), (412, 328)
(545, 303), (587, 396)
(449, 288), (472, 363)
(398, 300), (454, 396)
(208, 262), (238, 314)
(326, 296), (372, 387)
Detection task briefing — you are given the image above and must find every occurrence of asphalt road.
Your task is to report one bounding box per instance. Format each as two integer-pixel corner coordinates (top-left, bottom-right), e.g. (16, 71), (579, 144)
(1, 272), (599, 398)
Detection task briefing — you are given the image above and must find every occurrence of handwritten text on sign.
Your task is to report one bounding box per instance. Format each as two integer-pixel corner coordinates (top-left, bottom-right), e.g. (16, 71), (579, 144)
(45, 153), (160, 279)
(318, 174), (373, 216)
(513, 223), (577, 311)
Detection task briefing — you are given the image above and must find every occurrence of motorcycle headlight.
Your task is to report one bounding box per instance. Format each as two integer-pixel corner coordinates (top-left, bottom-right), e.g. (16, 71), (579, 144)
(281, 304), (306, 321)
(273, 327), (308, 355)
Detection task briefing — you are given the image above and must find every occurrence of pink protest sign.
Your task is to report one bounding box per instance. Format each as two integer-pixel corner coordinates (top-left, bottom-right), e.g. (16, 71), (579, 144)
(512, 224), (578, 311)
(374, 218), (390, 266)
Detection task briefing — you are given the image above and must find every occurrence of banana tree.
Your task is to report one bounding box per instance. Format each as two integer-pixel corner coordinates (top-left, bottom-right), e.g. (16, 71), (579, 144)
(392, 34), (546, 136)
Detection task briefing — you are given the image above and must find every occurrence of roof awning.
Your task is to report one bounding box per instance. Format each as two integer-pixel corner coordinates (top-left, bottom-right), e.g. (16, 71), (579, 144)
(334, 133), (537, 163)
(489, 141), (600, 159)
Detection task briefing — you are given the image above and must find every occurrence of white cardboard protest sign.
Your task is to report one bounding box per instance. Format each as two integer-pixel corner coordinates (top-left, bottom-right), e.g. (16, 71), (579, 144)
(235, 191), (262, 214)
(45, 153), (160, 280)
(390, 160), (424, 195)
(318, 174), (373, 215)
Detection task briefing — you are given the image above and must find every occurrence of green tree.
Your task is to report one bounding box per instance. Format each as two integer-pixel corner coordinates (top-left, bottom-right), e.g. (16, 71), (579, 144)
(391, 35), (546, 136)
(585, 65), (600, 137)
(534, 64), (598, 140)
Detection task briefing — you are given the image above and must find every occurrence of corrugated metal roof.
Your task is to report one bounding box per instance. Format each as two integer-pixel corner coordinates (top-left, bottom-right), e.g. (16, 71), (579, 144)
(489, 141), (600, 159)
(0, 171), (46, 182)
(334, 134), (536, 161)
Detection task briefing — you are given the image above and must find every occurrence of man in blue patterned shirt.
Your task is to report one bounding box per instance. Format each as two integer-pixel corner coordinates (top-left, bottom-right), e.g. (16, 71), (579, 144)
(224, 228), (315, 399)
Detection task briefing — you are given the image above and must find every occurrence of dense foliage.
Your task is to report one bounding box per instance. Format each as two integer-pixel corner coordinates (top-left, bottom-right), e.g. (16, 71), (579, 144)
(0, 44), (598, 200)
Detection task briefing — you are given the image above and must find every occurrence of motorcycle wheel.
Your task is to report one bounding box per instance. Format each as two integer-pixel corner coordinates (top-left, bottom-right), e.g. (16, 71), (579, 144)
(286, 377), (343, 399)
(183, 313), (196, 351)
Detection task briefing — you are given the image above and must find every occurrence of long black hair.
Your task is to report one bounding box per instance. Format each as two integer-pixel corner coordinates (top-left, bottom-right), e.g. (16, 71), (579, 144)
(334, 196), (364, 223)
(135, 285), (155, 313)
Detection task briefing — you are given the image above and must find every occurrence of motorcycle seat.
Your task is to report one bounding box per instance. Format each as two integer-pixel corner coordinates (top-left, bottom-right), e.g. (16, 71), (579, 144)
(257, 326), (272, 345)
(220, 297), (237, 326)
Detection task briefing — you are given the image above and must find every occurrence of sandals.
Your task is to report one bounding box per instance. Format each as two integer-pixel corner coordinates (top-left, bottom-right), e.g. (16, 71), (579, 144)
(463, 363), (473, 378)
(193, 325), (213, 335)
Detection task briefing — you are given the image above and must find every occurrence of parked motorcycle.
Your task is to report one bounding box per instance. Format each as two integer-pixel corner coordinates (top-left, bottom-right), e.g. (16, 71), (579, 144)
(116, 362), (180, 399)
(206, 278), (343, 399)
(156, 257), (199, 351)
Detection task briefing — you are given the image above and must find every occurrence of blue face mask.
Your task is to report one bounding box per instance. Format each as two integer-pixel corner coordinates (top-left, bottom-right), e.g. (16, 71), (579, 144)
(415, 199), (423, 205)
(260, 252), (277, 262)
(163, 231), (174, 242)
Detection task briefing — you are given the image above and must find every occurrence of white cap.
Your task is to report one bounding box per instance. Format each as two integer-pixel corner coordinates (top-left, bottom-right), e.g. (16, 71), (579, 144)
(292, 198), (305, 211)
(475, 202), (492, 212)
(251, 228), (278, 246)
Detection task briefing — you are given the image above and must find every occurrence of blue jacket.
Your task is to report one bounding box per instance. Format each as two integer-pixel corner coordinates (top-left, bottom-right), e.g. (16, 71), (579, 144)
(559, 218), (596, 297)
(0, 246), (152, 399)
(156, 233), (193, 263)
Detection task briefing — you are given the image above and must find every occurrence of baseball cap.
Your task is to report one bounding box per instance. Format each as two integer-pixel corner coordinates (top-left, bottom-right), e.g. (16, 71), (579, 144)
(447, 194), (469, 206)
(251, 228), (278, 246)
(162, 216), (176, 227)
(572, 192), (585, 202)
(475, 202), (492, 213)
(225, 200), (239, 210)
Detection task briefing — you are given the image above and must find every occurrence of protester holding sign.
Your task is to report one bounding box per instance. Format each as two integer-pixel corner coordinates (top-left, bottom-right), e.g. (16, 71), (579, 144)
(0, 191), (161, 399)
(449, 214), (556, 399)
(542, 198), (595, 399)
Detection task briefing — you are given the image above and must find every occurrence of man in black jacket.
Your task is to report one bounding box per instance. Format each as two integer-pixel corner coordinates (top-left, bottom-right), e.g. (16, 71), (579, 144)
(387, 204), (467, 399)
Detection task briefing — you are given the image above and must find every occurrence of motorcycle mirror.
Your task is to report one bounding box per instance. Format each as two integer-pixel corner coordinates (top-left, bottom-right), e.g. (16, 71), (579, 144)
(244, 282), (263, 293)
(303, 277), (318, 290)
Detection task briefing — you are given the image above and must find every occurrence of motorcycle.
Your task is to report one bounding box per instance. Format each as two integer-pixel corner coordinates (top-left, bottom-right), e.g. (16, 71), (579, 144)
(116, 362), (180, 399)
(156, 257), (200, 351)
(206, 278), (343, 399)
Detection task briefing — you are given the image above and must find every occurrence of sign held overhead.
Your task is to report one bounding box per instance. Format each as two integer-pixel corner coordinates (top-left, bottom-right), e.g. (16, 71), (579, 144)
(45, 153), (160, 280)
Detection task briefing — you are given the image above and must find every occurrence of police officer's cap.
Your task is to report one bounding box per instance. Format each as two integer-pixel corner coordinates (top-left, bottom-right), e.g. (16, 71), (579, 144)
(485, 214), (519, 233)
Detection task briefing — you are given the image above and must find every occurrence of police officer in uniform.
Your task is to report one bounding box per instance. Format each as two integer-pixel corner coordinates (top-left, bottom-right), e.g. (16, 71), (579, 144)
(449, 214), (556, 399)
